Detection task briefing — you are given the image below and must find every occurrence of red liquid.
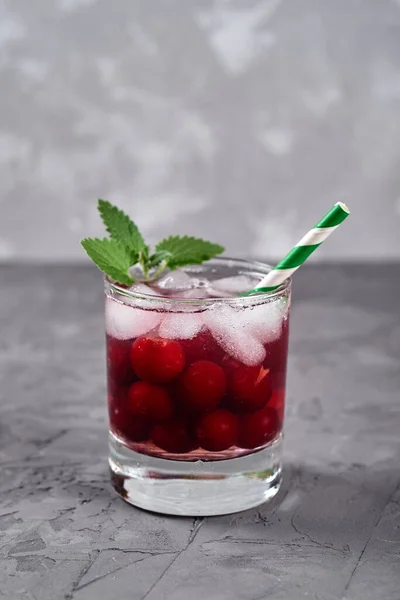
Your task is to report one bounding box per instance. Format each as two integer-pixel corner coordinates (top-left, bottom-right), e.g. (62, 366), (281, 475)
(107, 318), (289, 461)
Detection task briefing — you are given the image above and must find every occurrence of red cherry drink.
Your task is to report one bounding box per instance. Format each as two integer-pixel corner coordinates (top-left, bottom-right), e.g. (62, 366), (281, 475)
(106, 258), (291, 515)
(108, 323), (288, 458)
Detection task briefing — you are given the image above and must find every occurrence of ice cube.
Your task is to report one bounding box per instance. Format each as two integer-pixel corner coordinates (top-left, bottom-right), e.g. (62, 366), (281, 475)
(204, 304), (266, 366)
(208, 275), (257, 297)
(154, 270), (193, 291)
(159, 313), (203, 340)
(105, 297), (161, 340)
(180, 288), (209, 299)
(125, 282), (159, 309)
(240, 299), (289, 343)
(129, 283), (158, 296)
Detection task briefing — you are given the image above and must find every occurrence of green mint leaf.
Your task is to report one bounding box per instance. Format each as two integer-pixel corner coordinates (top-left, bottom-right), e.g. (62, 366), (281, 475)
(81, 237), (137, 285)
(97, 199), (146, 254)
(148, 250), (170, 269)
(155, 236), (224, 269)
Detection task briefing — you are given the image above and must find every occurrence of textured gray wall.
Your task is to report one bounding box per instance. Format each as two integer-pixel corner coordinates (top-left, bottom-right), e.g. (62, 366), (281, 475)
(0, 0), (400, 262)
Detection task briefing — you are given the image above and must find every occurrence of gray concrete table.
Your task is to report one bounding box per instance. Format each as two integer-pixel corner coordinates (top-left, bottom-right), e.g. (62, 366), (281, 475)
(0, 264), (399, 600)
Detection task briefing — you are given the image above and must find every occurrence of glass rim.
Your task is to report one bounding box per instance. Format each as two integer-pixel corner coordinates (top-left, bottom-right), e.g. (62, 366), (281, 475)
(105, 256), (291, 307)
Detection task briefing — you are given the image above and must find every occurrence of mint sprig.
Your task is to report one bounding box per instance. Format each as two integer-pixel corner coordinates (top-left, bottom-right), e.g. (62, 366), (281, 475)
(81, 238), (138, 285)
(81, 200), (225, 285)
(98, 199), (147, 254)
(156, 236), (225, 269)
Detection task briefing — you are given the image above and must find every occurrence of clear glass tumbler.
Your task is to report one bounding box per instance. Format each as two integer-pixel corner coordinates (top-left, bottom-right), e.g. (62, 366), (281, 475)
(106, 258), (291, 516)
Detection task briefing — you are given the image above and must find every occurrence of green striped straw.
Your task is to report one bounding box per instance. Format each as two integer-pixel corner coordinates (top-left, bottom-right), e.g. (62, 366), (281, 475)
(246, 202), (350, 294)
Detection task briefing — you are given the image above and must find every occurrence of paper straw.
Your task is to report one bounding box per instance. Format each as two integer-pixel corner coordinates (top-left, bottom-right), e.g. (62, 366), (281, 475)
(246, 202), (350, 294)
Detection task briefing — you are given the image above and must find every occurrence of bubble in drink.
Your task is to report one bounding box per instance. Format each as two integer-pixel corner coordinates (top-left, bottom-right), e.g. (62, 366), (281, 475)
(105, 297), (161, 340)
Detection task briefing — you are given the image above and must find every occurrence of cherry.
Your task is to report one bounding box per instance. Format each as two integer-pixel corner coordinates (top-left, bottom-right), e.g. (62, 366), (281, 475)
(196, 409), (239, 451)
(107, 337), (136, 385)
(180, 330), (225, 365)
(268, 388), (285, 424)
(238, 406), (280, 449)
(151, 419), (194, 453)
(127, 381), (173, 422)
(228, 365), (272, 412)
(221, 356), (241, 373)
(109, 402), (150, 442)
(180, 360), (226, 412)
(131, 337), (185, 383)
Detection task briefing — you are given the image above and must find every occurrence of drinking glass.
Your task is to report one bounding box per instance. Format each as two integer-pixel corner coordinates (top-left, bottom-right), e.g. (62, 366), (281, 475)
(106, 258), (290, 515)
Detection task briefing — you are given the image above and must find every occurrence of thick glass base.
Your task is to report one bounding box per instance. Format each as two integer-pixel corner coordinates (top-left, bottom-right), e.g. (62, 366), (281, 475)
(109, 432), (283, 516)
